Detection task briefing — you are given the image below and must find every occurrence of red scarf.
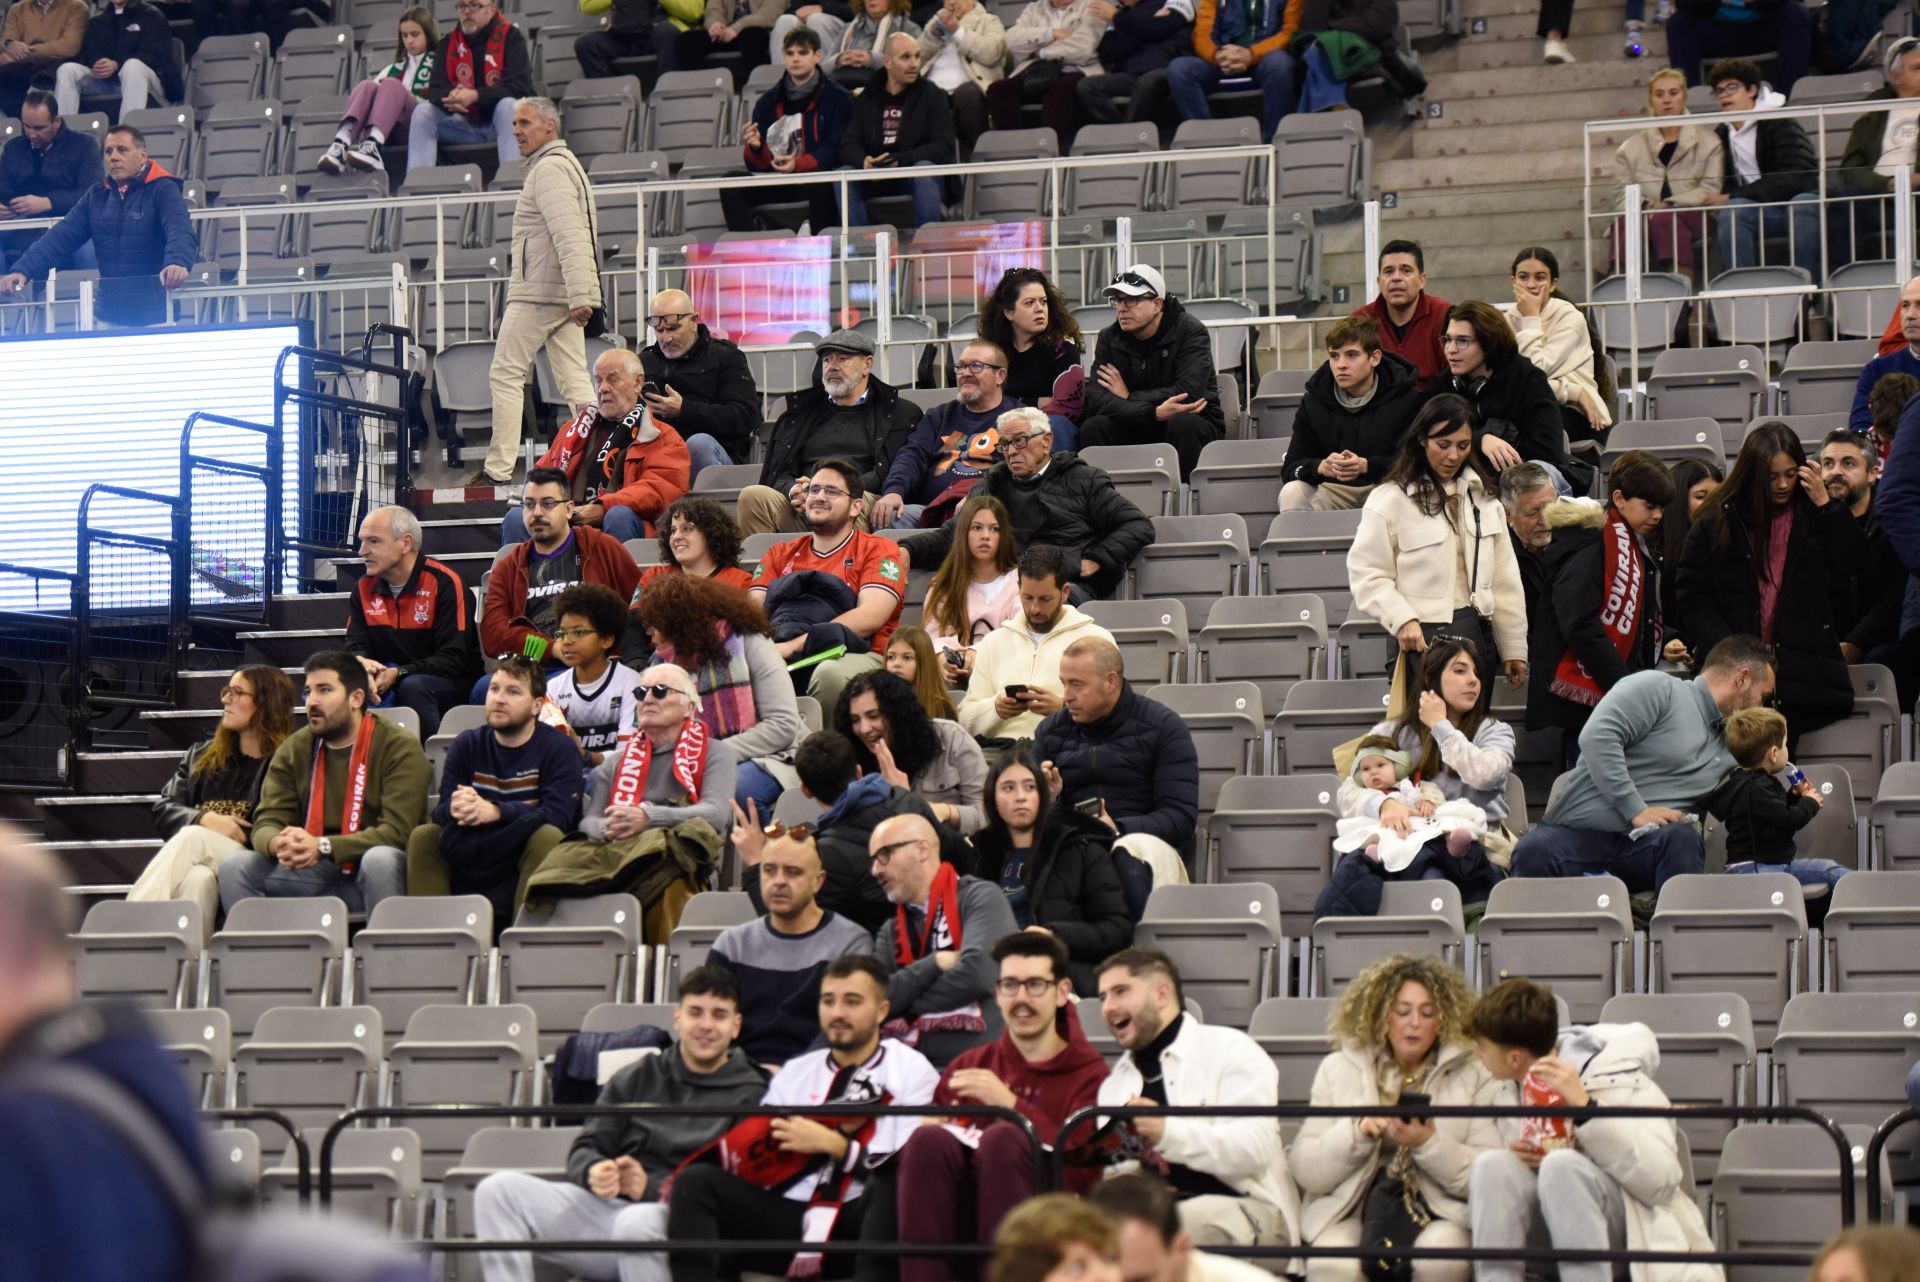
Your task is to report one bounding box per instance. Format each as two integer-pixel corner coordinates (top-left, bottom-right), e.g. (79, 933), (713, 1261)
(607, 715), (709, 810)
(445, 18), (509, 92)
(893, 860), (962, 966)
(305, 713), (378, 849)
(1550, 507), (1650, 708)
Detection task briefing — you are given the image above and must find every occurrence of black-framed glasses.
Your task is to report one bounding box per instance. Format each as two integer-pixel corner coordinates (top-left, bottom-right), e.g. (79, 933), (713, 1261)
(999, 430), (1048, 450)
(804, 483), (850, 498)
(953, 360), (1004, 375)
(645, 312), (692, 329)
(1710, 81), (1747, 96)
(870, 837), (920, 867)
(639, 683), (683, 701)
(993, 976), (1061, 998)
(524, 497), (570, 512)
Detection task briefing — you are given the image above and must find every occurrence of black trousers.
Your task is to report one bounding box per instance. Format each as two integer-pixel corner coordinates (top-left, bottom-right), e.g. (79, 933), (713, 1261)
(659, 23), (773, 90)
(1077, 410), (1221, 480)
(984, 65), (1084, 148)
(951, 82), (990, 158)
(1074, 69), (1174, 136)
(1537, 0), (1574, 37)
(720, 179), (843, 232)
(576, 27), (655, 81)
(667, 1164), (872, 1282)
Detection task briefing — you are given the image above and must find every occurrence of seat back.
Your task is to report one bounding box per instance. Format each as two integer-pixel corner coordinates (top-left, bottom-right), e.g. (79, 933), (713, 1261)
(148, 1007), (232, 1107)
(350, 894), (492, 1050)
(1310, 881), (1465, 998)
(263, 1125), (421, 1232)
(1188, 437), (1287, 532)
(397, 164), (483, 262)
(1066, 123), (1155, 215)
(1829, 260), (1903, 340)
(1207, 774), (1341, 935)
(122, 105), (197, 175)
(1082, 598), (1189, 686)
(1142, 681), (1263, 817)
(440, 1126), (580, 1279)
(1271, 678), (1393, 777)
(1195, 593), (1326, 710)
(646, 70), (733, 156)
(271, 25), (353, 102)
(1711, 1122), (1863, 1268)
(190, 32), (271, 112)
(1478, 876), (1632, 1022)
(1650, 872), (1806, 1048)
(1642, 345), (1767, 436)
(1258, 510), (1362, 619)
(966, 129), (1058, 219)
(206, 897), (350, 1040)
(1076, 442), (1179, 516)
(1600, 992), (1754, 1182)
(233, 1005), (383, 1140)
(1825, 870), (1920, 991)
(1598, 417), (1725, 475)
(1167, 118), (1260, 212)
(1131, 515), (1250, 622)
(74, 899), (203, 1008)
(664, 891), (757, 998)
(1271, 112), (1364, 209)
(387, 1003), (540, 1180)
(1798, 663), (1901, 820)
(1772, 992), (1920, 1163)
(1247, 996), (1337, 1141)
(1133, 882), (1283, 1028)
(562, 75), (645, 162)
(499, 894), (642, 1054)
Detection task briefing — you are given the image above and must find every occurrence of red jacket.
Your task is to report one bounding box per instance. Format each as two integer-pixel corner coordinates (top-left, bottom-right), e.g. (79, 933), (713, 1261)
(1880, 305), (1903, 357)
(538, 405), (692, 534)
(482, 523), (642, 657)
(1354, 291), (1453, 390)
(934, 1001), (1107, 1173)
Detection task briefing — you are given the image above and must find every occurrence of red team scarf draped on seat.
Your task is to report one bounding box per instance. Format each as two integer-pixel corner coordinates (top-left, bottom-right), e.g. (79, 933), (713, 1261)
(607, 715), (709, 810)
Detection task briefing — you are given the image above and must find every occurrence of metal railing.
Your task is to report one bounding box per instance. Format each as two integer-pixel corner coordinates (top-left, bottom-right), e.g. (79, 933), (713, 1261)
(181, 410), (284, 631)
(0, 562), (79, 788)
(203, 1107), (312, 1204)
(69, 484), (187, 759)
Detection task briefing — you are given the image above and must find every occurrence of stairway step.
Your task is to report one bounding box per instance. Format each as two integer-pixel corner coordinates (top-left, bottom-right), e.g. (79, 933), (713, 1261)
(1423, 84), (1650, 127)
(420, 517), (508, 556)
(176, 666), (304, 710)
(1373, 148), (1592, 195)
(75, 750), (182, 794)
(1467, 6), (1641, 38)
(1412, 117), (1641, 159)
(35, 838), (161, 886)
(37, 793), (163, 842)
(240, 627), (349, 666)
(270, 591), (352, 631)
(1383, 185), (1591, 218)
(414, 496), (511, 521)
(1426, 58), (1654, 98)
(140, 707), (276, 750)
(330, 548), (499, 591)
(1454, 28), (1665, 70)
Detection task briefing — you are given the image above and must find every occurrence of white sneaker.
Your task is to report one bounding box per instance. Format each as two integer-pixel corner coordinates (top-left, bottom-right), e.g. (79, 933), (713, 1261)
(317, 139), (348, 174)
(1624, 21), (1645, 55)
(345, 138), (382, 171)
(1654, 0), (1672, 23)
(1544, 36), (1575, 62)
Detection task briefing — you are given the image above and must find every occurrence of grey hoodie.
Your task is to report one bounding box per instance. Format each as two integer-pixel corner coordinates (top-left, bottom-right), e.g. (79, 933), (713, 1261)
(565, 1042), (770, 1191)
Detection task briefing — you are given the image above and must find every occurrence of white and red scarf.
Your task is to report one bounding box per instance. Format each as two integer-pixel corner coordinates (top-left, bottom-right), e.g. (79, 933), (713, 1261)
(882, 862), (984, 1045)
(1550, 506), (1651, 708)
(607, 715), (709, 810)
(305, 713), (378, 864)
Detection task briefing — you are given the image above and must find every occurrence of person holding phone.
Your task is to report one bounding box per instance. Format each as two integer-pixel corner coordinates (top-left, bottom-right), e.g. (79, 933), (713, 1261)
(1290, 954), (1502, 1282)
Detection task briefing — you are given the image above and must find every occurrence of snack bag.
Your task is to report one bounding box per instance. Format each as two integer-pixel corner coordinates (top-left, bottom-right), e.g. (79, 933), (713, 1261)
(1520, 1068), (1574, 1152)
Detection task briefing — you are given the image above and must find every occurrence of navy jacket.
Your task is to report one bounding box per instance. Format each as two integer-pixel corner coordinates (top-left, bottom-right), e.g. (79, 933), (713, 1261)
(746, 73), (853, 174)
(0, 123), (102, 220)
(1096, 0), (1195, 74)
(1032, 681), (1200, 862)
(79, 0), (184, 101)
(11, 159), (195, 325)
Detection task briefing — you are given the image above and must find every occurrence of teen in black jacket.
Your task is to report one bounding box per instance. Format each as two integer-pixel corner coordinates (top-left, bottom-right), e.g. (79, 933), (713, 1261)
(1279, 348), (1423, 501)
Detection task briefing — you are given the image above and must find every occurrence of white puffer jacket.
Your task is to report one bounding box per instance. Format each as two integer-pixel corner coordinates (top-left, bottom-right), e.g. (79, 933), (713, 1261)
(508, 140), (602, 310)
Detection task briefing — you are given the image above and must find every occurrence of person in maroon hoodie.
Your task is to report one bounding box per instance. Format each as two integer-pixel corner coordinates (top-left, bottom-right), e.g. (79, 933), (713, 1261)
(890, 931), (1110, 1282)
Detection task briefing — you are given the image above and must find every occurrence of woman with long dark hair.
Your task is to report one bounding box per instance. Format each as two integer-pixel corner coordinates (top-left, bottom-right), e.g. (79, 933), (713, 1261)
(835, 669), (987, 832)
(978, 267), (1085, 424)
(129, 664), (295, 935)
(969, 748), (1132, 993)
(1678, 421), (1867, 742)
(1501, 246), (1616, 444)
(1348, 394), (1529, 696)
(921, 492), (1020, 680)
(1659, 457), (1723, 665)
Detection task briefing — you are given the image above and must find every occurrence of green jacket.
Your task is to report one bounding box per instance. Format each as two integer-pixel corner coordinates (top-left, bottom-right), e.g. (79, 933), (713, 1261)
(250, 714), (431, 865)
(1290, 28), (1380, 78)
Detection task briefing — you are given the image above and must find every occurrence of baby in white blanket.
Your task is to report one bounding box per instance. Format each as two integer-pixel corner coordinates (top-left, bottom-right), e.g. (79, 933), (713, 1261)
(1335, 736), (1487, 872)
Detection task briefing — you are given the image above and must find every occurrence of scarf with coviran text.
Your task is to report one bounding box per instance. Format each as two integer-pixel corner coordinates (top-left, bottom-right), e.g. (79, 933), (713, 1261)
(657, 625), (758, 738)
(882, 862), (984, 1044)
(1550, 505), (1649, 708)
(446, 17), (509, 91)
(305, 713), (378, 866)
(607, 713), (709, 809)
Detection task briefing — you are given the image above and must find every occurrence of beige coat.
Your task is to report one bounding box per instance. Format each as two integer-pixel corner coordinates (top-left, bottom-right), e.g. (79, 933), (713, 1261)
(1500, 297), (1611, 428)
(917, 3), (1009, 91)
(1290, 1041), (1503, 1246)
(1612, 123), (1724, 211)
(508, 140), (602, 311)
(702, 0), (790, 30)
(1003, 0), (1106, 74)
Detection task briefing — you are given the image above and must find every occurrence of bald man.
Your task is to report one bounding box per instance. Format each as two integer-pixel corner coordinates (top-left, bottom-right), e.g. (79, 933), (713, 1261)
(837, 31), (953, 230)
(868, 812), (1016, 1068)
(504, 346), (692, 547)
(345, 504), (481, 736)
(641, 289), (763, 475)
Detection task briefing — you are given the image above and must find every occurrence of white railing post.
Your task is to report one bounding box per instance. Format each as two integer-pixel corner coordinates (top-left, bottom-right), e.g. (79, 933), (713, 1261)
(875, 230), (894, 371)
(79, 276), (93, 331)
(1362, 200), (1381, 304)
(1115, 215), (1133, 274)
(1623, 183), (1643, 401)
(645, 245), (661, 322)
(1897, 163), (1915, 280)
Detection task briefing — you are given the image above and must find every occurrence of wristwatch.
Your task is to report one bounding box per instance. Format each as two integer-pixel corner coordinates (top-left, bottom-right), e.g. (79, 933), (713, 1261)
(317, 837), (333, 858)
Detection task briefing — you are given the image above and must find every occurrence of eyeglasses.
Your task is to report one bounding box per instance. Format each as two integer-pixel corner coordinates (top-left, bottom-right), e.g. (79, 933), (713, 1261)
(554, 628), (597, 642)
(218, 686), (254, 701)
(454, 2), (490, 11)
(761, 821), (815, 840)
(645, 312), (692, 329)
(869, 837), (921, 867)
(639, 683), (685, 701)
(1711, 81), (1746, 96)
(953, 361), (1004, 375)
(1440, 335), (1478, 348)
(999, 431), (1048, 450)
(994, 976), (1061, 998)
(524, 498), (570, 512)
(821, 351), (869, 365)
(804, 483), (849, 498)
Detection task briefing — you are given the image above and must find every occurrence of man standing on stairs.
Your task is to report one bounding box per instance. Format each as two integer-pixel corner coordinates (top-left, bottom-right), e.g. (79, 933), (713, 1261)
(345, 504), (481, 739)
(1351, 239), (1451, 391)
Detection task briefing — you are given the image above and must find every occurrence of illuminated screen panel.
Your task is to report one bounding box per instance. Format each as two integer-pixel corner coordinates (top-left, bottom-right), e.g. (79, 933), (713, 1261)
(0, 324), (304, 610)
(685, 235), (835, 343)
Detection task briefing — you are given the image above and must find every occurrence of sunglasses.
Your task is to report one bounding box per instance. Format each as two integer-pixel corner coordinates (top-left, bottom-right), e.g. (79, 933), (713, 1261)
(639, 683), (686, 701)
(761, 821), (815, 840)
(1109, 271), (1158, 298)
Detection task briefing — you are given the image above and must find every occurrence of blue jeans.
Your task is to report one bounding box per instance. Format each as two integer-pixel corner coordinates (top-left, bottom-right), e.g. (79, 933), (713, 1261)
(407, 95), (520, 172)
(1297, 44), (1348, 114)
(735, 759), (785, 817)
(501, 505), (646, 545)
(846, 160), (944, 229)
(215, 845), (406, 914)
(1715, 193), (1821, 275)
(685, 432), (735, 481)
(1510, 822), (1705, 895)
(1166, 51), (1297, 141)
(1725, 858), (1849, 887)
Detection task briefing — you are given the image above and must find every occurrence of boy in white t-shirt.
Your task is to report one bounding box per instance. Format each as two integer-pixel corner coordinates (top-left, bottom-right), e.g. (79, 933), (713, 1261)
(545, 584), (641, 767)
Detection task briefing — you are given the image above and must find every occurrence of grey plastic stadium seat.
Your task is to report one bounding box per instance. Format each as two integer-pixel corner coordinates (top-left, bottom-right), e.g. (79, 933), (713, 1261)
(211, 174), (297, 268)
(206, 1126), (261, 1193)
(1798, 664), (1901, 820)
(1076, 995), (1121, 1065)
(1271, 112), (1365, 210)
(430, 341), (496, 442)
(197, 99), (282, 197)
(532, 23), (597, 102)
(148, 1006), (232, 1107)
(1181, 298), (1257, 384)
(350, 895), (492, 1050)
(121, 105), (196, 176)
(1076, 443), (1180, 517)
(1478, 877), (1632, 1023)
(1828, 261), (1902, 341)
(415, 247), (504, 348)
(270, 25), (353, 103)
(1213, 208), (1318, 314)
(387, 1004), (541, 1180)
(1194, 594), (1326, 709)
(1772, 991), (1920, 1176)
(1166, 118), (1260, 211)
(1082, 598), (1189, 685)
(1271, 678), (1392, 777)
(74, 899), (204, 1008)
(1650, 872), (1806, 1049)
(1133, 882), (1283, 1028)
(1703, 763), (1856, 873)
(1131, 515), (1250, 622)
(740, 532), (786, 569)
(1824, 871), (1920, 992)
(1142, 681), (1264, 817)
(303, 172), (393, 261)
(1869, 761), (1920, 871)
(440, 1127), (581, 1280)
(1753, 414), (1849, 465)
(397, 165), (483, 263)
(1249, 369), (1309, 441)
(263, 1126), (423, 1233)
(1188, 438), (1289, 533)
(1486, 680), (1561, 824)
(589, 152), (671, 260)
(1128, 211), (1206, 299)
(1257, 511), (1362, 620)
(232, 1004), (383, 1139)
(1590, 272), (1690, 368)
(1597, 417), (1725, 475)
(1776, 340), (1881, 416)
(1711, 1122), (1878, 1270)
(663, 891), (756, 999)
(735, 62), (782, 132)
(1641, 345), (1768, 443)
(1066, 123), (1156, 216)
(1310, 881), (1465, 999)
(794, 696), (824, 736)
(189, 32), (270, 112)
(1247, 996), (1336, 1139)
(584, 1002), (680, 1036)
(967, 129), (1058, 219)
(1333, 616), (1396, 682)
(499, 893), (643, 1055)
(1600, 993), (1755, 1182)
(205, 897), (350, 1041)
(1206, 774), (1340, 935)
(561, 76), (644, 163)
(1704, 266), (1811, 361)
(646, 70), (733, 158)
(688, 462), (762, 509)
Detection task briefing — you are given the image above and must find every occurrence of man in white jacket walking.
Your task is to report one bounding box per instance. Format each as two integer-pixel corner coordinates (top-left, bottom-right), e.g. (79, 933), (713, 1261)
(1094, 949), (1303, 1253)
(1465, 978), (1722, 1282)
(470, 97), (602, 487)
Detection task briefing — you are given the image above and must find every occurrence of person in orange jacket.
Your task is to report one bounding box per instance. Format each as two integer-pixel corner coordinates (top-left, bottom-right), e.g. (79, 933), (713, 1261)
(1164, 0), (1304, 140)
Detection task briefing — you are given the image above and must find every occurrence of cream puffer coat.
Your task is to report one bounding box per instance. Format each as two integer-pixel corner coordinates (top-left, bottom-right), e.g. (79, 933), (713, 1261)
(1289, 1039), (1503, 1246)
(507, 139), (603, 310)
(916, 2), (1009, 91)
(1499, 297), (1612, 429)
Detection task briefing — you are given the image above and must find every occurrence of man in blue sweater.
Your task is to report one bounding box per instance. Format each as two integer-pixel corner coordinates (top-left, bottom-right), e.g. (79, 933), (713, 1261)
(406, 655), (584, 922)
(1851, 275), (1920, 432)
(1510, 634), (1776, 894)
(871, 340), (1024, 529)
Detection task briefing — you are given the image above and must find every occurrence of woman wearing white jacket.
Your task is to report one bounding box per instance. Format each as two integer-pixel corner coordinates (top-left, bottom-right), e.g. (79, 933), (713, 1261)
(1291, 955), (1502, 1282)
(1501, 246), (1614, 444)
(1347, 394), (1529, 696)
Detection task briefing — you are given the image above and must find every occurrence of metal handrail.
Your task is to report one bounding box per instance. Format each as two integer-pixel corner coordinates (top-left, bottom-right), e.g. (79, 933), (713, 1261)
(1863, 1105), (1919, 1220)
(70, 484), (186, 760)
(180, 410), (285, 619)
(200, 1107), (311, 1204)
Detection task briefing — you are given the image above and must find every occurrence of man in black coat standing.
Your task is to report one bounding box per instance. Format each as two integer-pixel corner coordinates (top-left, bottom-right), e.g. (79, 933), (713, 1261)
(839, 34), (954, 228)
(641, 289), (764, 473)
(1279, 314), (1422, 512)
(1079, 264), (1225, 480)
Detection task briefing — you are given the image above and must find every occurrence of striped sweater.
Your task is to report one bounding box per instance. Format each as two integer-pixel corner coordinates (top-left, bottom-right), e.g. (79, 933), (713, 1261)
(708, 911), (872, 1065)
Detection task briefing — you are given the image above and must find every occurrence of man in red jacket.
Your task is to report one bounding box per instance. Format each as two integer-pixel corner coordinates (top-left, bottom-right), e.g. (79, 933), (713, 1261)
(888, 932), (1110, 1282)
(1350, 238), (1451, 389)
(501, 348), (692, 546)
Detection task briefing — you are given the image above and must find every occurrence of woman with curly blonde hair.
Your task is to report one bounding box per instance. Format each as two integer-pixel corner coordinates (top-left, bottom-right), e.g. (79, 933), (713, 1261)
(1290, 954), (1501, 1282)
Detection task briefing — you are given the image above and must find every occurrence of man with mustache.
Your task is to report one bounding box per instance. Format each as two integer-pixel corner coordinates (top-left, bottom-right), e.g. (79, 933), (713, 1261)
(215, 651), (428, 915)
(888, 932), (1109, 1282)
(870, 339), (1020, 531)
(1819, 426), (1904, 671)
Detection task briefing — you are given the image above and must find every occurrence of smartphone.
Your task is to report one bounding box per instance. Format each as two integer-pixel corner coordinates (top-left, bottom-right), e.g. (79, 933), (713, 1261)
(1397, 1092), (1432, 1125)
(942, 648), (964, 666)
(1074, 796), (1103, 817)
(641, 380), (663, 400)
(1004, 683), (1029, 698)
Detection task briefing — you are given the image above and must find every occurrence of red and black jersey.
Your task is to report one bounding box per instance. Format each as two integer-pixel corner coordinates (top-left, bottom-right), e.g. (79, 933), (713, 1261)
(345, 555), (482, 683)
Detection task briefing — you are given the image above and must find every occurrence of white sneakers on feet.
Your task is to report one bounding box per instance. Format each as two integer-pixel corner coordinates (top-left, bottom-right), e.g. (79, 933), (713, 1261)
(317, 139), (348, 174)
(1654, 0), (1672, 22)
(1544, 36), (1575, 62)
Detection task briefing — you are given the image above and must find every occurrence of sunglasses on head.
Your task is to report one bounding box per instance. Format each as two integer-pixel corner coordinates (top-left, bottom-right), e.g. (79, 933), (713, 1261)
(761, 821), (815, 840)
(1110, 271), (1158, 297)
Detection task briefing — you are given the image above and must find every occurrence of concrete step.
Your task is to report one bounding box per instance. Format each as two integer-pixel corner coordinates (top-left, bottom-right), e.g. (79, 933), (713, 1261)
(1468, 5), (1643, 37)
(1422, 84), (1649, 127)
(1412, 118), (1639, 159)
(1378, 201), (1588, 245)
(1426, 58), (1653, 99)
(414, 496), (511, 521)
(37, 793), (162, 843)
(330, 549), (498, 591)
(75, 750), (181, 795)
(141, 707), (276, 751)
(177, 666), (304, 711)
(35, 838), (160, 887)
(420, 517), (507, 556)
(1453, 28), (1665, 70)
(240, 627), (349, 666)
(1373, 148), (1593, 195)
(1461, 0), (1629, 18)
(270, 592), (352, 631)
(1382, 185), (1592, 217)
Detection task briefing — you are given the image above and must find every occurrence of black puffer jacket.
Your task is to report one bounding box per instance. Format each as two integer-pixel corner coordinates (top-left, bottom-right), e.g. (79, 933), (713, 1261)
(1032, 683), (1200, 864)
(642, 325), (763, 463)
(1526, 499), (1664, 732)
(1430, 355), (1592, 493)
(1083, 295), (1226, 432)
(903, 453), (1155, 598)
(758, 368), (921, 495)
(1280, 350), (1423, 487)
(969, 805), (1135, 994)
(1716, 116), (1817, 202)
(1677, 493), (1867, 738)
